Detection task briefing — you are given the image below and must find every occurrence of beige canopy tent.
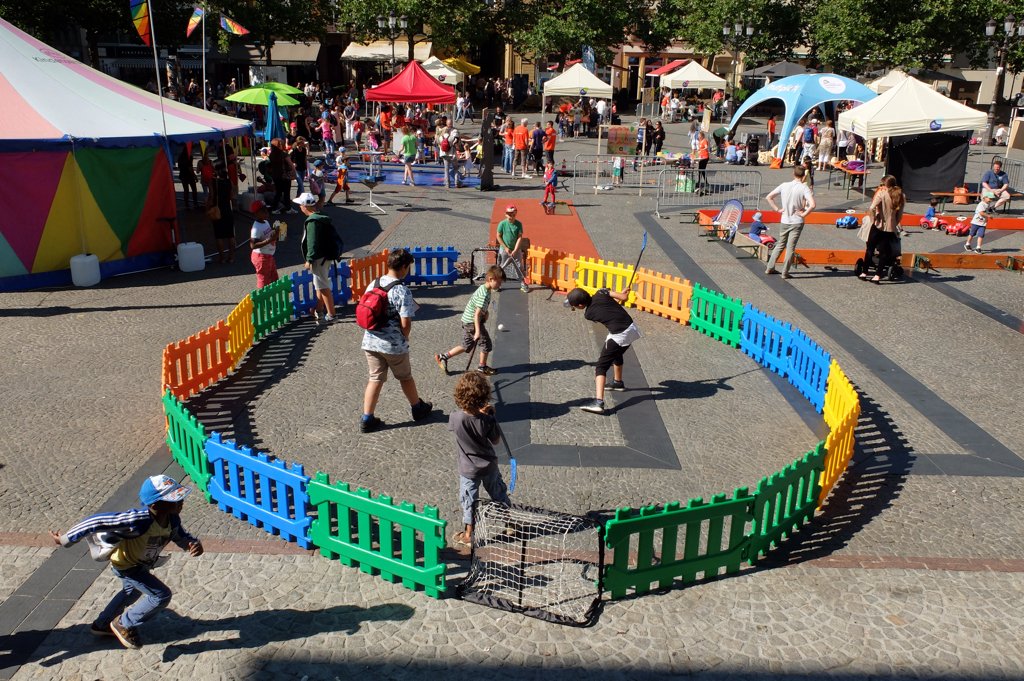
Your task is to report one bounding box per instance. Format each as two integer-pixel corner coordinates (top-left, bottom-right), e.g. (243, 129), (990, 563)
(341, 39), (432, 62)
(838, 76), (986, 139)
(661, 61), (726, 90)
(866, 69), (909, 94)
(541, 63), (613, 120)
(421, 56), (462, 85)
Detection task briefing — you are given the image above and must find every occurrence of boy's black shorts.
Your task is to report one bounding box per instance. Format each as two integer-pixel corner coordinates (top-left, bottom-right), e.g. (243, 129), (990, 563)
(462, 323), (493, 353)
(595, 338), (628, 375)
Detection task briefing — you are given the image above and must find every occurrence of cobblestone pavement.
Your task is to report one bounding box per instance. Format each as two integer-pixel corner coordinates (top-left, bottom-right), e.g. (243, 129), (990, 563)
(1, 120), (1023, 679)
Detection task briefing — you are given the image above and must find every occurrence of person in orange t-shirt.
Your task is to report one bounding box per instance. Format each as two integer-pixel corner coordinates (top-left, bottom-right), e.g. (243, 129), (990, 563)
(696, 131), (710, 192)
(380, 107), (393, 146)
(543, 121), (557, 165)
(501, 120), (515, 174)
(512, 118), (530, 178)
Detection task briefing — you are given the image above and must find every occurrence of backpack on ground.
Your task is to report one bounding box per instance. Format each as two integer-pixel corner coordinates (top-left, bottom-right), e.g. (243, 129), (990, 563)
(355, 278), (401, 330)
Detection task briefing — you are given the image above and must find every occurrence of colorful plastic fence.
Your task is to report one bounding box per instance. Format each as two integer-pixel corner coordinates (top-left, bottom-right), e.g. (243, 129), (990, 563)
(206, 433), (312, 549)
(739, 304), (792, 377)
(163, 390), (212, 501)
(308, 473), (447, 598)
(404, 246), (459, 286)
(690, 283), (744, 348)
(157, 241), (862, 610)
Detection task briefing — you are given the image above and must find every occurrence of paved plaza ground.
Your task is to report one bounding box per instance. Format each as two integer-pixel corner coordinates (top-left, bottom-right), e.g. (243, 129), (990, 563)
(1, 118), (1023, 680)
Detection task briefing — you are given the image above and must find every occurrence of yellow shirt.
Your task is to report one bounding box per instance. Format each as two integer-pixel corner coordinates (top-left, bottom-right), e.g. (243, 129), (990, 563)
(110, 519), (172, 569)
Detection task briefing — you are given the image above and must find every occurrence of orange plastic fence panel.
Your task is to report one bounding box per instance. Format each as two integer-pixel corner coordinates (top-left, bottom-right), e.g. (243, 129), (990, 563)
(161, 320), (233, 401)
(525, 245), (577, 292)
(226, 295), (254, 370)
(349, 250), (390, 294)
(633, 268), (692, 325)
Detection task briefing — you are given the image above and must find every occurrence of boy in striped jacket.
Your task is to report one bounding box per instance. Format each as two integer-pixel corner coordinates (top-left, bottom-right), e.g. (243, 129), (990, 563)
(50, 475), (203, 649)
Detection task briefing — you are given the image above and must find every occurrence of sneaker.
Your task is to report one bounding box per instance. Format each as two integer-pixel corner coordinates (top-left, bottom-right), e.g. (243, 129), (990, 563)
(765, 268), (779, 275)
(434, 353), (449, 374)
(90, 621), (114, 637)
(964, 242), (973, 252)
(411, 399), (433, 421)
(580, 399), (606, 414)
(520, 283), (529, 293)
(973, 248), (985, 255)
(110, 619), (142, 649)
(607, 380), (625, 392)
(360, 415), (384, 434)
(322, 314), (336, 324)
(345, 198), (355, 204)
(477, 365), (497, 376)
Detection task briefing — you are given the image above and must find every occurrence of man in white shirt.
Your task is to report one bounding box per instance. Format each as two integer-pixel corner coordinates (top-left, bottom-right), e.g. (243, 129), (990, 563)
(456, 94), (467, 123)
(764, 166), (816, 279)
(595, 99), (608, 126)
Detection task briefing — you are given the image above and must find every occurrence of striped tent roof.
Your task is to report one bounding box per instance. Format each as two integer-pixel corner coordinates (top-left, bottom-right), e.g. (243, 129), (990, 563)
(0, 18), (252, 150)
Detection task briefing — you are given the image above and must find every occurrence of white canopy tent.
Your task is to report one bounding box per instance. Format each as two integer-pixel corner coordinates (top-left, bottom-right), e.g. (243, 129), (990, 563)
(542, 63), (612, 119)
(838, 76), (986, 139)
(421, 56), (462, 86)
(661, 61), (726, 90)
(865, 69), (909, 94)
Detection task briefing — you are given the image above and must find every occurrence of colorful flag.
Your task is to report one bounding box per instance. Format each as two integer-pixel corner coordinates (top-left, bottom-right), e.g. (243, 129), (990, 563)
(129, 0), (151, 46)
(186, 7), (204, 38)
(219, 14), (249, 36)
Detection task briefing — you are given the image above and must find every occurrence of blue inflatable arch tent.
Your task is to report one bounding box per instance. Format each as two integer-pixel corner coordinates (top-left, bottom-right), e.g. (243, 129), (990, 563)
(728, 74), (878, 158)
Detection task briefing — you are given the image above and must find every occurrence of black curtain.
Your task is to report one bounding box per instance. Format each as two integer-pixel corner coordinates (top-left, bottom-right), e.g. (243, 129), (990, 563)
(886, 131), (970, 202)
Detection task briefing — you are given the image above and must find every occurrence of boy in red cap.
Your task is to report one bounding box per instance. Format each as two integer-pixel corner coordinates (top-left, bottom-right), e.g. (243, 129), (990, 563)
(50, 475), (203, 649)
(249, 200), (279, 288)
(496, 205), (529, 292)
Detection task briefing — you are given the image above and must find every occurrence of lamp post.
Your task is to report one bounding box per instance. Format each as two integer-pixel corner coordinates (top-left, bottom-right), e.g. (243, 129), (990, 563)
(722, 22), (756, 119)
(376, 10), (408, 74)
(985, 15), (1024, 145)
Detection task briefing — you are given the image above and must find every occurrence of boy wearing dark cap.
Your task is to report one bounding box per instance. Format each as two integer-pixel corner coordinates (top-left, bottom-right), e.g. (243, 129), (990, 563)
(566, 287), (642, 414)
(50, 475), (203, 649)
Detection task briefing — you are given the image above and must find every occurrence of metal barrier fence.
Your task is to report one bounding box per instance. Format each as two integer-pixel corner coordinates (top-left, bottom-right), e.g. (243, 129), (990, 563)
(996, 155), (1024, 191)
(655, 167), (762, 217)
(567, 154), (673, 196)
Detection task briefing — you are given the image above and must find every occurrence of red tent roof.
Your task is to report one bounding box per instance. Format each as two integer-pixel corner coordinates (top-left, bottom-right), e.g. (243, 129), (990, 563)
(364, 61), (456, 104)
(648, 59), (690, 77)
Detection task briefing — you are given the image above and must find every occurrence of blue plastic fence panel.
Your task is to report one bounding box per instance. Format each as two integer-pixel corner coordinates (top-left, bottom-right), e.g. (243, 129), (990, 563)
(330, 261), (352, 306)
(739, 303), (792, 378)
(290, 269), (318, 318)
(786, 329), (831, 413)
(205, 432), (313, 548)
(403, 246), (459, 286)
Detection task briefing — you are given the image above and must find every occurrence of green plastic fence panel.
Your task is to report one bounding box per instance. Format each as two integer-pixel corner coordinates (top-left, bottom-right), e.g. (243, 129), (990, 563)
(251, 277), (293, 343)
(749, 441), (826, 562)
(307, 472), (447, 598)
(689, 282), (744, 348)
(162, 390), (212, 501)
(602, 487), (754, 600)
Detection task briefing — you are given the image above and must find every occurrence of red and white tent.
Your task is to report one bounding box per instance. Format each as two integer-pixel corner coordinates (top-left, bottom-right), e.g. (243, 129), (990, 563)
(365, 61), (456, 104)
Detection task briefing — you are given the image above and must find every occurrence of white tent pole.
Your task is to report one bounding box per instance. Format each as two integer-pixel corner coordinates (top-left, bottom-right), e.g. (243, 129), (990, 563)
(146, 0), (170, 143)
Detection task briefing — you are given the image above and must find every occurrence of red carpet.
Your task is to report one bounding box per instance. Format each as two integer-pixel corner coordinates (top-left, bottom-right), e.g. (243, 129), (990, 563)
(488, 198), (599, 258)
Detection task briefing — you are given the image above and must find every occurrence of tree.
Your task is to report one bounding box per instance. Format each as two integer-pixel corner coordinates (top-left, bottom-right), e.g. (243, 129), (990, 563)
(217, 0), (332, 65)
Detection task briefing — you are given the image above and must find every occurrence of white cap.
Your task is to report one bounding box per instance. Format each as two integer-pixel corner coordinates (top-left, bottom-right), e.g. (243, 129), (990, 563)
(293, 192), (318, 206)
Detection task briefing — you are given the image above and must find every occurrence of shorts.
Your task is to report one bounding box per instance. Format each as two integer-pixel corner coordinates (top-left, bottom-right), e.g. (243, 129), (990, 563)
(404, 154), (416, 164)
(969, 223), (986, 237)
(365, 350), (413, 382)
(336, 177), (350, 191)
(612, 167), (622, 178)
(309, 258), (332, 291)
(461, 322), (493, 353)
(595, 338), (629, 375)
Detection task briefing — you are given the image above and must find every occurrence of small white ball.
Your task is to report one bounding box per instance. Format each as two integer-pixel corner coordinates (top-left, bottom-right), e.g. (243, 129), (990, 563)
(498, 323), (506, 331)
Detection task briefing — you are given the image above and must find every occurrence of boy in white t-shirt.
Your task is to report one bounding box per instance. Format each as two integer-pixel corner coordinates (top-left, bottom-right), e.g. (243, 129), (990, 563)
(248, 200), (279, 288)
(966, 194), (991, 254)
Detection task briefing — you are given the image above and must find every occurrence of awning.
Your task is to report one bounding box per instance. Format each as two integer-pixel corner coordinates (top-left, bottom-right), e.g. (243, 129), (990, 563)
(648, 59), (688, 77)
(443, 56), (480, 75)
(342, 39), (431, 62)
(228, 41), (321, 64)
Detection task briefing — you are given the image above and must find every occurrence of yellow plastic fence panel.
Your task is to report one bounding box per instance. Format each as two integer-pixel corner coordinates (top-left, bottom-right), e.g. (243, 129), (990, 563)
(349, 250), (390, 295)
(574, 256), (636, 306)
(819, 361), (861, 505)
(526, 245), (577, 292)
(226, 294), (254, 370)
(822, 359), (858, 431)
(633, 268), (692, 325)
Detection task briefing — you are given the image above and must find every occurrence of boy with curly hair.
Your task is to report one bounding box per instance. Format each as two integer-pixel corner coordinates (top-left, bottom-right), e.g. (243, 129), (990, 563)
(448, 371), (509, 547)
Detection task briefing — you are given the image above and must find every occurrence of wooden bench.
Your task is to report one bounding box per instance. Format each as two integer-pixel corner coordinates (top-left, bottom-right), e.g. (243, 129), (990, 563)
(931, 191), (1023, 212)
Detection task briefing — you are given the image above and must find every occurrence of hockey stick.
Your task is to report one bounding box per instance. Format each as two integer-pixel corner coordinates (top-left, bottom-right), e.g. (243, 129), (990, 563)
(624, 230), (649, 291)
(496, 421), (517, 493)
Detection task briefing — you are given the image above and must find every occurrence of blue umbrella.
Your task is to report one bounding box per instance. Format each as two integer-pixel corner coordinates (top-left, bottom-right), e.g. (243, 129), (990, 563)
(263, 91), (286, 142)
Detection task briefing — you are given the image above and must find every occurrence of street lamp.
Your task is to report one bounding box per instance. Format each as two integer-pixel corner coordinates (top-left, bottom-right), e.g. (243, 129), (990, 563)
(376, 10), (409, 73)
(984, 15), (1024, 145)
(722, 23), (757, 117)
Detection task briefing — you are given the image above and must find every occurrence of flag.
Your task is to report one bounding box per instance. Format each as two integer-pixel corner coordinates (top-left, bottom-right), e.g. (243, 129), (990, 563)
(186, 7), (204, 38)
(129, 0), (151, 46)
(219, 14), (249, 35)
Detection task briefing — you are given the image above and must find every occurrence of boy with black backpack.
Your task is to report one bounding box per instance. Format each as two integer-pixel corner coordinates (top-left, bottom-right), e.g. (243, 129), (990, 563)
(297, 192), (341, 324)
(356, 249), (433, 433)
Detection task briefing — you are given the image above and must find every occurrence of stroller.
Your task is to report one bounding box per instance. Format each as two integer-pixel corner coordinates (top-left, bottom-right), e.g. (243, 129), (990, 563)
(745, 134), (760, 166)
(854, 234), (904, 281)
